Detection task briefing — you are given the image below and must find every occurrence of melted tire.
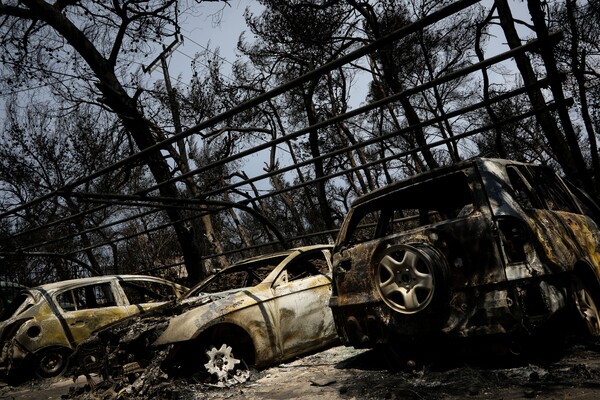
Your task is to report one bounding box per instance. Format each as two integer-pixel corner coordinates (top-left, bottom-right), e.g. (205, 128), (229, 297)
(34, 347), (71, 379)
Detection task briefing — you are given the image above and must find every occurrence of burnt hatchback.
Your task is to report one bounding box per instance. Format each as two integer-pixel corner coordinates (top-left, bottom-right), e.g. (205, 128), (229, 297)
(0, 275), (187, 379)
(330, 158), (600, 356)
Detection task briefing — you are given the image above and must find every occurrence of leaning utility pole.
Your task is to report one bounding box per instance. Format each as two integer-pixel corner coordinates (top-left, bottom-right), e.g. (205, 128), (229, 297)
(143, 36), (229, 279)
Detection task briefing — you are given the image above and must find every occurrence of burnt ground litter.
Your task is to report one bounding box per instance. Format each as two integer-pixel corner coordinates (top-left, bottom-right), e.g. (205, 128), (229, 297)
(3, 336), (600, 399)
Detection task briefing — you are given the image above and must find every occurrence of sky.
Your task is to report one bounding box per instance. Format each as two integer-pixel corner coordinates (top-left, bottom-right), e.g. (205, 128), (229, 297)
(0, 1), (533, 118)
(149, 1), (258, 90)
(153, 0), (532, 104)
(0, 0), (544, 245)
(0, 0), (535, 190)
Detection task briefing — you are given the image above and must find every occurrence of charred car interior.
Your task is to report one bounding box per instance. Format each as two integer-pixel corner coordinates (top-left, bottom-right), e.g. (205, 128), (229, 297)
(71, 245), (338, 386)
(330, 158), (600, 358)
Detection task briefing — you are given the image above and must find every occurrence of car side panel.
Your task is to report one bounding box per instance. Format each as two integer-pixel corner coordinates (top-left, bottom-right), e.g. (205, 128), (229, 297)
(61, 306), (132, 345)
(270, 275), (336, 360)
(10, 301), (71, 354)
(153, 287), (280, 364)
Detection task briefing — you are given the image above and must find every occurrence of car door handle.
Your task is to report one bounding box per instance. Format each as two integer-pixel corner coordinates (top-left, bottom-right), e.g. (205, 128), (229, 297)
(69, 320), (86, 327)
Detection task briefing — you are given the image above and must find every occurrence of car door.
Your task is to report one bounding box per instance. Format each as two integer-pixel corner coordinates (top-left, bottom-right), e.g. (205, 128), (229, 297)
(270, 249), (334, 359)
(55, 281), (131, 346)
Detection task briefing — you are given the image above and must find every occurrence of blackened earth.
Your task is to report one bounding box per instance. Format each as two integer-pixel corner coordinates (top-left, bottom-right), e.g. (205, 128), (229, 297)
(3, 338), (600, 399)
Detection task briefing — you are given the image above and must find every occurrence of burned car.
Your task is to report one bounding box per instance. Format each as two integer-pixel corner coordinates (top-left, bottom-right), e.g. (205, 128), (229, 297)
(0, 275), (187, 379)
(330, 158), (600, 357)
(73, 245), (337, 384)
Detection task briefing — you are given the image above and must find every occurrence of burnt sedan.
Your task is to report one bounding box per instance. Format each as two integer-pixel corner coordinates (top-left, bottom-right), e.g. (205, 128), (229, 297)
(73, 245), (337, 384)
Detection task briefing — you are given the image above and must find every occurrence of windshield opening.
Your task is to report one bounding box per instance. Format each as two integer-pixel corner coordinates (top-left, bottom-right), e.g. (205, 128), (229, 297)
(185, 255), (287, 298)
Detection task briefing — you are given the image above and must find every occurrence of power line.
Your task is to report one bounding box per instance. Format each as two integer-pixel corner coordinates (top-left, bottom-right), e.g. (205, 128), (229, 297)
(5, 0), (568, 267)
(180, 33), (237, 68)
(1, 68), (557, 253)
(0, 0), (503, 224)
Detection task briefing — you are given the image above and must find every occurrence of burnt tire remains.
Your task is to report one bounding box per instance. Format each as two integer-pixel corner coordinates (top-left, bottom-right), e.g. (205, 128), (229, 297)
(572, 276), (600, 337)
(202, 341), (251, 386)
(34, 346), (71, 378)
(204, 343), (241, 380)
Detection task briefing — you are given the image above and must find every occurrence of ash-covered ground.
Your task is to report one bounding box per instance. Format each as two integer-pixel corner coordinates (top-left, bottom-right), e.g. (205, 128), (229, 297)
(3, 339), (600, 399)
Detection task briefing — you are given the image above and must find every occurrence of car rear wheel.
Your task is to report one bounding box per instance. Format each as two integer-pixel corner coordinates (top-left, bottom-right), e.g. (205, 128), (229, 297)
(375, 243), (446, 314)
(572, 276), (600, 336)
(34, 347), (71, 378)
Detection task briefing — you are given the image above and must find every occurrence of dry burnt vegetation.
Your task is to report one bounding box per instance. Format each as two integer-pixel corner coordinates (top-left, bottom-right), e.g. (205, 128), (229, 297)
(1, 0), (600, 398)
(51, 338), (600, 399)
(1, 0), (599, 291)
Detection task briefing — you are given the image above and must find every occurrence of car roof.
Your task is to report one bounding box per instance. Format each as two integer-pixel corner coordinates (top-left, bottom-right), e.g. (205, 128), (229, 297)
(29, 275), (175, 294)
(184, 244), (334, 297)
(200, 244), (333, 279)
(229, 244), (333, 267)
(350, 157), (536, 207)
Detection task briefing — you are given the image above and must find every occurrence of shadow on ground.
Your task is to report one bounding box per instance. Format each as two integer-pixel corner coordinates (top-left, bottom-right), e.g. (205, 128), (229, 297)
(332, 338), (600, 400)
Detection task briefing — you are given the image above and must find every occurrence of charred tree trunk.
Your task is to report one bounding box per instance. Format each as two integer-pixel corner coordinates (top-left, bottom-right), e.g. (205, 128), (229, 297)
(302, 84), (335, 231)
(350, 0), (439, 170)
(566, 0), (600, 195)
(526, 0), (593, 194)
(476, 5), (507, 158)
(29, 1), (206, 282)
(495, 0), (588, 191)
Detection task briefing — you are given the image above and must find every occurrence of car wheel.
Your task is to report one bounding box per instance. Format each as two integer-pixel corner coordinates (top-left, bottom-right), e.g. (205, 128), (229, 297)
(34, 347), (71, 378)
(375, 243), (446, 314)
(572, 276), (600, 336)
(203, 343), (250, 384)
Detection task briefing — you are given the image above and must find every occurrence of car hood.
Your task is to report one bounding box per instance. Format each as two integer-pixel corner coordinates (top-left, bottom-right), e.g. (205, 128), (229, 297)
(153, 286), (265, 346)
(87, 289), (242, 346)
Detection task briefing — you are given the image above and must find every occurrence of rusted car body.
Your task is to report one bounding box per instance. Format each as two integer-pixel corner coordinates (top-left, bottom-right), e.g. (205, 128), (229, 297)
(73, 245), (337, 382)
(0, 275), (187, 378)
(330, 158), (600, 354)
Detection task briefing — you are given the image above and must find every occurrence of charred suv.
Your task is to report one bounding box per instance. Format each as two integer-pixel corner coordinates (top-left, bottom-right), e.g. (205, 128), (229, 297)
(330, 158), (600, 355)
